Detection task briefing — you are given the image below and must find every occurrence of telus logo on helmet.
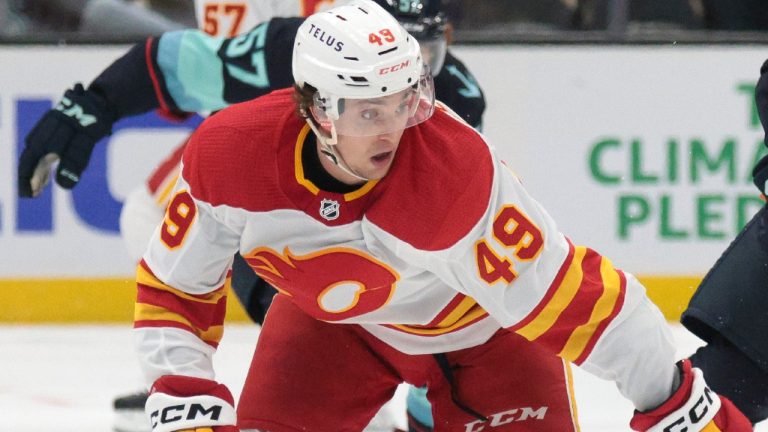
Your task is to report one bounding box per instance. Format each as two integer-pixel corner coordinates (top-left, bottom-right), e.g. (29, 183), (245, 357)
(307, 23), (344, 51)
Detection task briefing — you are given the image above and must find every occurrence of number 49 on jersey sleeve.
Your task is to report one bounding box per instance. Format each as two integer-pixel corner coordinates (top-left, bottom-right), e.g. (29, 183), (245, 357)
(475, 205), (543, 285)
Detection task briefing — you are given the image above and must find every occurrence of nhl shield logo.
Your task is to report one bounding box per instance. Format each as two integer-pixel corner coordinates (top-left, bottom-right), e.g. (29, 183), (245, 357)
(319, 199), (340, 221)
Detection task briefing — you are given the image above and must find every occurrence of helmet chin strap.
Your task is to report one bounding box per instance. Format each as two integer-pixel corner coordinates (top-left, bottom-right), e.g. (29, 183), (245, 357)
(305, 118), (370, 183)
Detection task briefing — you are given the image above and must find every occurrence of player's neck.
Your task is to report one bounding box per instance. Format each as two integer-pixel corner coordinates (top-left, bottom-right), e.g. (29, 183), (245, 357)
(316, 142), (366, 186)
(302, 134), (361, 193)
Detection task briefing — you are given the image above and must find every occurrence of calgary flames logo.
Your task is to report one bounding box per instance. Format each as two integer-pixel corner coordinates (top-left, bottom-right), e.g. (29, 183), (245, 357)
(243, 247), (400, 321)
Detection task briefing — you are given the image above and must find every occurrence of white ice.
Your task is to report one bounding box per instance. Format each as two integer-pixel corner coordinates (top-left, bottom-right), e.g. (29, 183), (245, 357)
(1, 323), (765, 431)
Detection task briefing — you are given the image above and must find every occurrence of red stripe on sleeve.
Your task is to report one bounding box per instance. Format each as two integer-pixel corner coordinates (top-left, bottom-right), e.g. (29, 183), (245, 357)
(144, 37), (171, 114)
(573, 271), (627, 365)
(136, 284), (227, 331)
(510, 240), (576, 332)
(528, 248), (606, 353)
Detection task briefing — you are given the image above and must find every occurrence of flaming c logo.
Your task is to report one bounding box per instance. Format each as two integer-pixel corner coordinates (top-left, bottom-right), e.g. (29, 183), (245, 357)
(243, 247), (400, 321)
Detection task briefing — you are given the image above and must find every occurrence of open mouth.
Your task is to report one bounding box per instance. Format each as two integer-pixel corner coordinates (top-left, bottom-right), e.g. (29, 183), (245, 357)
(371, 151), (393, 163)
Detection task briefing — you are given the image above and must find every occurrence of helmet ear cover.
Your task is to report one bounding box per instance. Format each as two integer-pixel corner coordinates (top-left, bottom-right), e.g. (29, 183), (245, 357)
(308, 104), (332, 133)
(310, 92), (345, 121)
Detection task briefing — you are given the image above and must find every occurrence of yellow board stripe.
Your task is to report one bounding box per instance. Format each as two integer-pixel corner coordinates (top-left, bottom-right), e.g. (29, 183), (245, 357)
(0, 278), (250, 323)
(558, 256), (621, 361)
(517, 246), (587, 341)
(0, 276), (700, 323)
(642, 277), (701, 321)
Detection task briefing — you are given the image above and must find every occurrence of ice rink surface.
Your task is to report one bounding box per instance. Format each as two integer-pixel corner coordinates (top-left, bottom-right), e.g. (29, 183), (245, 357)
(1, 323), (766, 432)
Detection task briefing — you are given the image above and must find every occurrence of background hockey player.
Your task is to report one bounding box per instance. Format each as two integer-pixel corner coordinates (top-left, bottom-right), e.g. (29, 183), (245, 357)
(680, 58), (768, 426)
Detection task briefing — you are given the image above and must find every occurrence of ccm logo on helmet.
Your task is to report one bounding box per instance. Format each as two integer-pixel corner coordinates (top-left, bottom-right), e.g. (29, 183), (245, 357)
(308, 23), (344, 52)
(379, 60), (411, 75)
(150, 402), (223, 427)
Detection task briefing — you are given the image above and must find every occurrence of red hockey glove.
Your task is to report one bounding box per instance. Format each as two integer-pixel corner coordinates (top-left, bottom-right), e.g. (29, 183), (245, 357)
(630, 359), (752, 431)
(146, 375), (238, 432)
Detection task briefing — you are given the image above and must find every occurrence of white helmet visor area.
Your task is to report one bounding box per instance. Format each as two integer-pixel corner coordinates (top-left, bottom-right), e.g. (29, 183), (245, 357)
(418, 37), (448, 76)
(312, 64), (436, 138)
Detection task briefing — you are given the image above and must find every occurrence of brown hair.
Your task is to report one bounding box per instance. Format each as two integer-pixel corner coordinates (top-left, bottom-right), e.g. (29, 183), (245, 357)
(292, 83), (317, 119)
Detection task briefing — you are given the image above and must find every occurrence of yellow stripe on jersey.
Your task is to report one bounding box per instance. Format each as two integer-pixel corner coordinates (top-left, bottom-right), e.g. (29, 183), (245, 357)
(437, 296), (479, 327)
(155, 172), (179, 207)
(516, 246), (588, 341)
(343, 180), (378, 201)
(558, 256), (622, 360)
(390, 302), (488, 336)
(564, 361), (581, 432)
(136, 264), (227, 305)
(294, 124), (320, 195)
(134, 302), (224, 343)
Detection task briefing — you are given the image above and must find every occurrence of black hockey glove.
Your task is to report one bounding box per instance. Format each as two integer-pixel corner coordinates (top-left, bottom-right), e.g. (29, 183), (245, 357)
(18, 83), (117, 197)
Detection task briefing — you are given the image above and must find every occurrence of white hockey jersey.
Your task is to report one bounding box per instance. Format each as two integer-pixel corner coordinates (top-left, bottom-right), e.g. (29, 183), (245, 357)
(194, 0), (344, 36)
(135, 89), (677, 411)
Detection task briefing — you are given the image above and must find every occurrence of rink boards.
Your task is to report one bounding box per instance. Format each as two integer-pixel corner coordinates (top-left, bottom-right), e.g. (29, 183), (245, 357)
(0, 44), (765, 322)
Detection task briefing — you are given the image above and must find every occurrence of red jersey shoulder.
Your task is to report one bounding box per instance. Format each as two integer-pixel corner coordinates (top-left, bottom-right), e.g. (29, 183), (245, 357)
(368, 108), (494, 251)
(181, 89), (302, 210)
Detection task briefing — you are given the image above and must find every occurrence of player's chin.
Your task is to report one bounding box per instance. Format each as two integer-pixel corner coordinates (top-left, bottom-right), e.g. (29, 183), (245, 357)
(363, 167), (390, 181)
(366, 152), (395, 178)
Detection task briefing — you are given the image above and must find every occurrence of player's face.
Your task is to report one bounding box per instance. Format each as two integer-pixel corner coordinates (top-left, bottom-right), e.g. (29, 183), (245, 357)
(325, 90), (414, 181)
(334, 126), (405, 182)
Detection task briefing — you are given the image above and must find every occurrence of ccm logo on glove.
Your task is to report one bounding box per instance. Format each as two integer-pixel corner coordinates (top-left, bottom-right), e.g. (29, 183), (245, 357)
(653, 386), (719, 432)
(55, 95), (98, 127)
(631, 359), (751, 432)
(150, 399), (225, 426)
(145, 376), (237, 432)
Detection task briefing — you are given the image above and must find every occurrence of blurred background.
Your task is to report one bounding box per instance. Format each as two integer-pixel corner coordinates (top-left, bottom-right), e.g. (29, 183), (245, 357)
(3, 0), (768, 42)
(2, 0), (768, 322)
(0, 0), (768, 323)
(1, 2), (768, 430)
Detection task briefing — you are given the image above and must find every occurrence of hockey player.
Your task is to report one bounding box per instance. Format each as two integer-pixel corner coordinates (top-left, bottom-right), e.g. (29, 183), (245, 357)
(17, 1), (483, 431)
(128, 1), (750, 430)
(194, 0), (341, 37)
(680, 59), (768, 425)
